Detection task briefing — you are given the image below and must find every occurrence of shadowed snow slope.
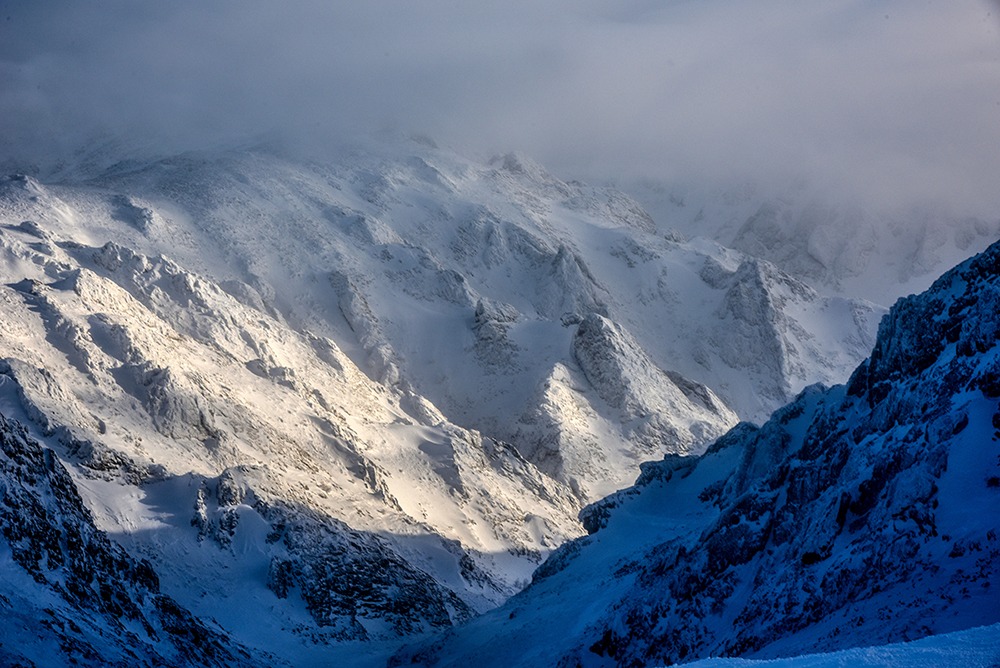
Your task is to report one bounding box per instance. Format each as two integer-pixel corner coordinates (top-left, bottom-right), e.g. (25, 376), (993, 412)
(0, 414), (266, 668)
(393, 239), (1000, 667)
(682, 622), (1000, 668)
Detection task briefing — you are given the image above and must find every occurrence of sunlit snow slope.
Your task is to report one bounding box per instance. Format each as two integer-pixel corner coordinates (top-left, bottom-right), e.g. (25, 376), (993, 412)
(6, 143), (882, 487)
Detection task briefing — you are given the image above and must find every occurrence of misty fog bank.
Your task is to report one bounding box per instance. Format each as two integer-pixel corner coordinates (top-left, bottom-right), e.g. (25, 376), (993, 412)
(1, 0), (998, 216)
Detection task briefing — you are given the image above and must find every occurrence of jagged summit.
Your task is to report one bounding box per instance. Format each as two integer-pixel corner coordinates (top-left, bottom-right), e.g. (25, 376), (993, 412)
(571, 312), (735, 453)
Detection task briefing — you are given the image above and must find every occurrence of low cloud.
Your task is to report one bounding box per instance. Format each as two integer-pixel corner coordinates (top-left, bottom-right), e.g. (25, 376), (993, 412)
(1, 0), (998, 215)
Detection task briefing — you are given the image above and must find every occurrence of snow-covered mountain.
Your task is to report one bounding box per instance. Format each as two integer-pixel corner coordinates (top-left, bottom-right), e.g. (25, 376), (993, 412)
(5, 142), (881, 483)
(0, 140), (887, 663)
(395, 237), (1000, 666)
(629, 180), (1000, 305)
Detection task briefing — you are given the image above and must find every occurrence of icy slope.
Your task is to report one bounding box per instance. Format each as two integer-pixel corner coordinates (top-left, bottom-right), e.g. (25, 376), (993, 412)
(395, 238), (1000, 666)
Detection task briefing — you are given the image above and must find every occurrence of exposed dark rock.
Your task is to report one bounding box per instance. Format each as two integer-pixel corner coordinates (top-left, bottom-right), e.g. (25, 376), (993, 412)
(0, 412), (264, 667)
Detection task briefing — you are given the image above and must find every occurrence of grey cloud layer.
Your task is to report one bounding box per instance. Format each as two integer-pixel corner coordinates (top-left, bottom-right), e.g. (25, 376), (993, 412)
(1, 0), (998, 214)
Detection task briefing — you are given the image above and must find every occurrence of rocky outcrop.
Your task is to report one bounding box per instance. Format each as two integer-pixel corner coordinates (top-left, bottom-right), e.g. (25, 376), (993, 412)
(0, 413), (263, 667)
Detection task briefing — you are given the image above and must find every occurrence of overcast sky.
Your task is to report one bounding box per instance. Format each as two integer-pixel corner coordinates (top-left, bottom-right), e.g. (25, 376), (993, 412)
(1, 0), (998, 214)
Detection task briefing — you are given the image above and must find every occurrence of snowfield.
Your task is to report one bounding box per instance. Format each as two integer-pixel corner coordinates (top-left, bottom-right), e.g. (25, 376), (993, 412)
(684, 621), (1000, 668)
